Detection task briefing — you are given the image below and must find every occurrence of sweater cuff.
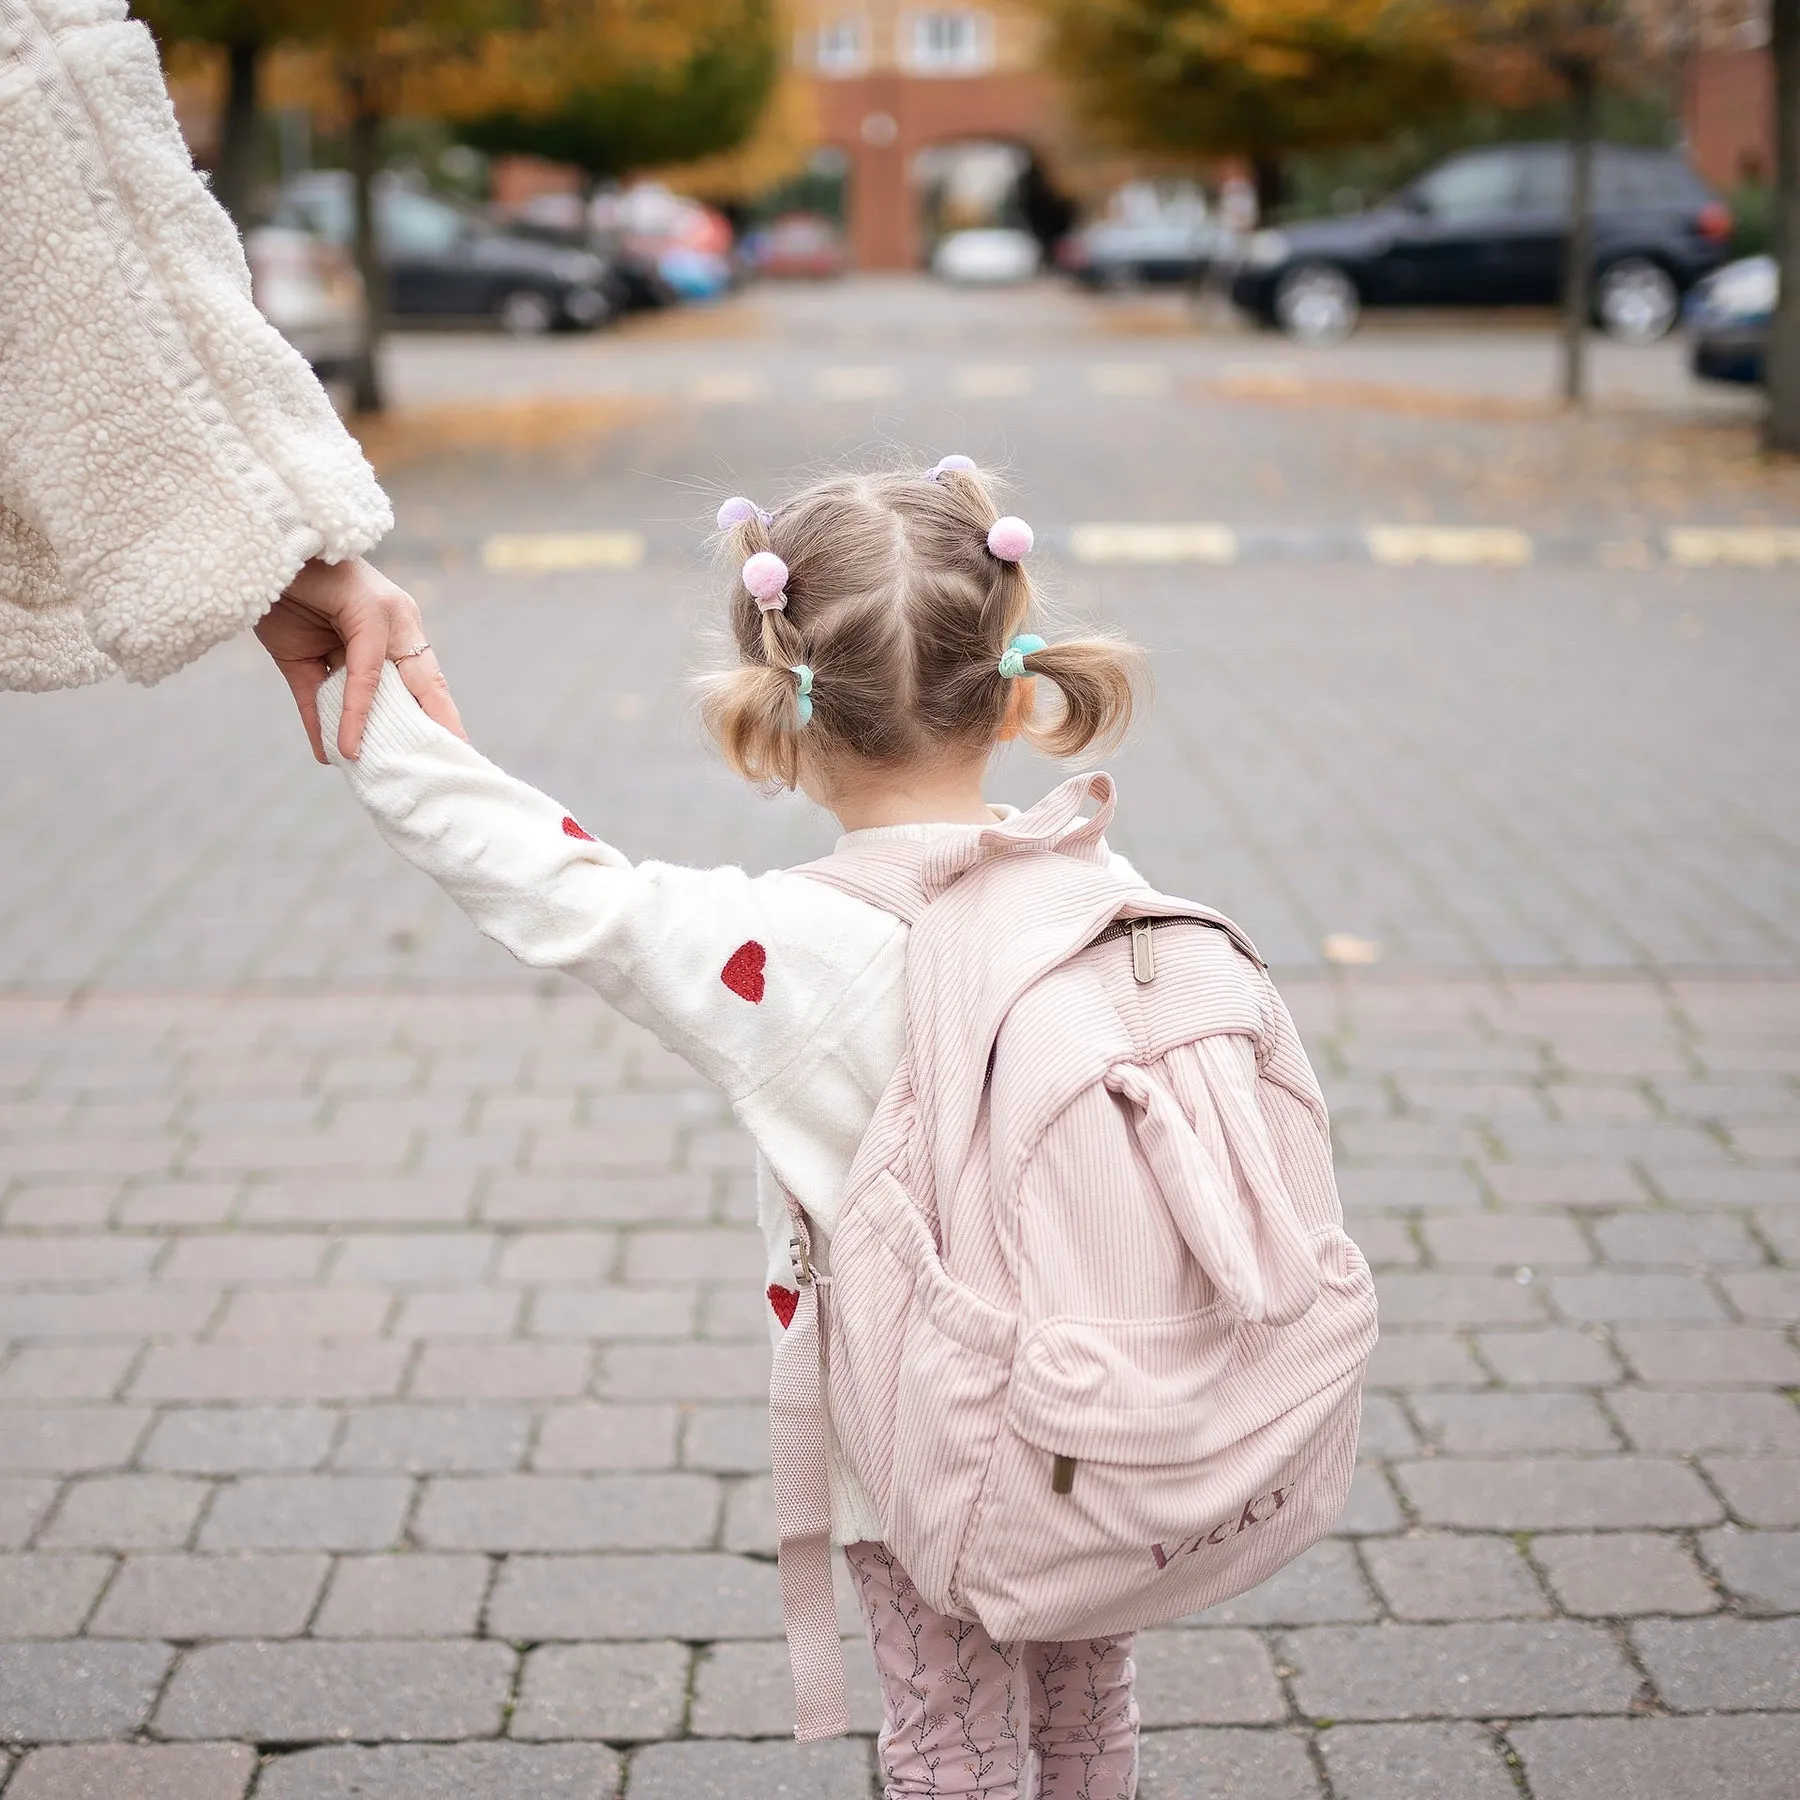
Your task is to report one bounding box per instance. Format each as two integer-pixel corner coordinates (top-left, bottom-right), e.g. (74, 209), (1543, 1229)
(320, 663), (448, 768)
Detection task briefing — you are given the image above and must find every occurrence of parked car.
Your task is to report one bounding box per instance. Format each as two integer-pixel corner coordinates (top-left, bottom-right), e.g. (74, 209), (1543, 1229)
(1059, 214), (1218, 289)
(245, 223), (362, 378)
(1686, 254), (1775, 384)
(498, 213), (676, 315)
(748, 213), (847, 280)
(932, 228), (1041, 286)
(272, 172), (613, 335)
(1230, 142), (1733, 343)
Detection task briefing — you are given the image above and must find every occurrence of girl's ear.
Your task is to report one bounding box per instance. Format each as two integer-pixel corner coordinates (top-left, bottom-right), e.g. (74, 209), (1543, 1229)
(996, 677), (1037, 744)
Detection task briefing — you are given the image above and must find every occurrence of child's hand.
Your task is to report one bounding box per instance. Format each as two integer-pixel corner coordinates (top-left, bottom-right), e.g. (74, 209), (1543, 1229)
(257, 557), (466, 763)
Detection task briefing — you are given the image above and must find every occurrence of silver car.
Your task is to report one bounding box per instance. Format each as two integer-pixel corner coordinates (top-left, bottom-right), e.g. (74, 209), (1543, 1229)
(246, 223), (364, 379)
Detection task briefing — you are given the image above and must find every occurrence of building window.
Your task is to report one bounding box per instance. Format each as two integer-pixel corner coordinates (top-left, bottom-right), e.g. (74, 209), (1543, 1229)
(813, 17), (868, 75)
(906, 10), (993, 75)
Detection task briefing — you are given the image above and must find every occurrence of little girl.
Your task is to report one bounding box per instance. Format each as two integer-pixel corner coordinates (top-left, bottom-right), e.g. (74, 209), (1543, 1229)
(321, 460), (1149, 1796)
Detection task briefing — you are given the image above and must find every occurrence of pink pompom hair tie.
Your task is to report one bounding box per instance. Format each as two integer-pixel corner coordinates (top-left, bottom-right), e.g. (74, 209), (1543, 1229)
(717, 496), (773, 530)
(986, 516), (1034, 562)
(742, 551), (790, 611)
(928, 454), (977, 481)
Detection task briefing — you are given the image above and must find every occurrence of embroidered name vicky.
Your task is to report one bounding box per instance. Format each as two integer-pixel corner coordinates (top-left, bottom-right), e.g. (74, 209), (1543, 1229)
(1149, 1485), (1295, 1569)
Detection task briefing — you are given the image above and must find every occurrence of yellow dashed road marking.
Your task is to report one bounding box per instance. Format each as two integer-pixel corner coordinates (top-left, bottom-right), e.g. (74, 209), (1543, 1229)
(686, 371), (768, 404)
(1666, 528), (1800, 567)
(1069, 523), (1239, 565)
(817, 366), (901, 400)
(1088, 364), (1170, 396)
(1367, 526), (1532, 567)
(480, 531), (645, 574)
(952, 364), (1033, 397)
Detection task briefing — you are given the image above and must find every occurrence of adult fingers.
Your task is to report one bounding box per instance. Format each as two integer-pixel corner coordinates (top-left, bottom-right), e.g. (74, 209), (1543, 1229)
(275, 658), (329, 765)
(392, 646), (468, 742)
(335, 611), (387, 761)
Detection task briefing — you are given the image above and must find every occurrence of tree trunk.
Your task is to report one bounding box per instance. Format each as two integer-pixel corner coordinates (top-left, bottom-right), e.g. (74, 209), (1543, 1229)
(1766, 0), (1800, 454)
(1250, 153), (1286, 227)
(347, 77), (387, 417)
(213, 37), (262, 233)
(1560, 57), (1598, 407)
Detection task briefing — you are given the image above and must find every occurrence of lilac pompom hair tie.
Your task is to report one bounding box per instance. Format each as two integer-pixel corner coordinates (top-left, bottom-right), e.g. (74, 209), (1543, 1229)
(742, 551), (790, 612)
(928, 453), (977, 482)
(986, 516), (1034, 562)
(717, 495), (773, 530)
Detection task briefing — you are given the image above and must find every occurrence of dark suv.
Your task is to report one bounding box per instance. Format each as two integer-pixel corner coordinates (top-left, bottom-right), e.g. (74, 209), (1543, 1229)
(1230, 142), (1732, 343)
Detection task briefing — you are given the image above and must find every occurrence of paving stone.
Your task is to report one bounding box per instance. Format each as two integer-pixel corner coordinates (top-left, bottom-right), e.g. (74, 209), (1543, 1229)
(89, 1553), (327, 1638)
(1594, 1212), (1764, 1267)
(0, 1411), (149, 1475)
(1184, 1539), (1379, 1625)
(1364, 1332), (1486, 1390)
(1342, 1216), (1419, 1267)
(1136, 1726), (1322, 1799)
(391, 1288), (521, 1338)
(38, 1476), (208, 1551)
(1354, 1394), (1417, 1460)
(681, 1405), (770, 1473)
(131, 1345), (408, 1404)
(1363, 1535), (1549, 1620)
(0, 1642), (171, 1742)
(620, 1229), (765, 1285)
(1484, 1163), (1644, 1209)
(1318, 1721), (1519, 1800)
(331, 1405), (530, 1474)
(256, 1744), (623, 1800)
(1513, 1714), (1800, 1800)
(140, 1407), (337, 1474)
(1334, 1465), (1405, 1535)
(1532, 1532), (1718, 1617)
(486, 1175), (711, 1226)
(407, 1343), (592, 1401)
(688, 1638), (884, 1738)
(1397, 1457), (1721, 1529)
(510, 1642), (690, 1741)
(114, 1183), (241, 1228)
(157, 1236), (328, 1285)
(210, 1288), (391, 1342)
(1421, 1214), (1592, 1269)
(1374, 1273), (1546, 1326)
(486, 1553), (782, 1640)
(1286, 1620), (1638, 1719)
(1700, 1527), (1800, 1614)
(239, 1178), (473, 1226)
(535, 1404), (680, 1472)
(416, 1475), (717, 1552)
(1410, 1391), (1616, 1453)
(1632, 1617), (1800, 1711)
(1614, 1329), (1800, 1387)
(328, 1233), (497, 1286)
(1755, 1208), (1800, 1259)
(311, 1554), (489, 1637)
(2, 1743), (257, 1800)
(1611, 1389), (1800, 1453)
(1475, 1328), (1621, 1385)
(623, 1740), (873, 1800)
(0, 1556), (111, 1636)
(1722, 1271), (1800, 1322)
(0, 1240), (157, 1287)
(0, 1291), (216, 1341)
(1634, 1168), (1798, 1212)
(1702, 1457), (1800, 1526)
(154, 1639), (516, 1741)
(529, 1287), (698, 1341)
(1130, 1628), (1287, 1725)
(493, 1231), (618, 1284)
(722, 1475), (774, 1555)
(0, 1481), (57, 1550)
(595, 1342), (772, 1403)
(199, 1477), (411, 1552)
(0, 1348), (137, 1404)
(1549, 1273), (1727, 1323)
(1336, 1166), (1484, 1215)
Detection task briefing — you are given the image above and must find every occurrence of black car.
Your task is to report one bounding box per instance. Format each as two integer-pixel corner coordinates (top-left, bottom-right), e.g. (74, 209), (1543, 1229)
(1231, 142), (1733, 343)
(272, 173), (614, 335)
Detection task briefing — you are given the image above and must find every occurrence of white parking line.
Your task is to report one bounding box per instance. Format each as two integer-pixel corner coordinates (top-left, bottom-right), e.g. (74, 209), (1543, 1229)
(1069, 523), (1239, 564)
(687, 371), (769, 404)
(1666, 527), (1800, 567)
(952, 365), (1033, 397)
(480, 531), (645, 573)
(1366, 525), (1532, 567)
(817, 366), (901, 400)
(1088, 364), (1170, 397)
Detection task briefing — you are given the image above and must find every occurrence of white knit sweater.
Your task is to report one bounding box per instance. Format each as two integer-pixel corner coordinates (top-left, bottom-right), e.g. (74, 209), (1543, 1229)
(0, 0), (390, 692)
(325, 666), (1062, 1543)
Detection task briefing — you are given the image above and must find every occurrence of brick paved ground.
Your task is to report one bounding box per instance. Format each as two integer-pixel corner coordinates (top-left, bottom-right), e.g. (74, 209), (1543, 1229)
(1, 280), (1796, 1796)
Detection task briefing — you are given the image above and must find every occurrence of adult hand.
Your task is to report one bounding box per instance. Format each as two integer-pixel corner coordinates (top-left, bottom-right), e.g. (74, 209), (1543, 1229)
(256, 557), (465, 762)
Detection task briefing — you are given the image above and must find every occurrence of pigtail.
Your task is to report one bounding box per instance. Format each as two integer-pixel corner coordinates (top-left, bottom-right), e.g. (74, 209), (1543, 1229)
(1017, 635), (1146, 760)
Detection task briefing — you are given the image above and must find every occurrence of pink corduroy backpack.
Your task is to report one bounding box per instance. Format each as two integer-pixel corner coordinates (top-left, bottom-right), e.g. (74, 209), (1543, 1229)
(770, 773), (1379, 1739)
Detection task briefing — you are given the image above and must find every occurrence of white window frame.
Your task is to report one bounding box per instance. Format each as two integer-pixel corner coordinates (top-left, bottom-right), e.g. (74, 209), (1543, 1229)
(904, 9), (994, 76)
(811, 16), (870, 76)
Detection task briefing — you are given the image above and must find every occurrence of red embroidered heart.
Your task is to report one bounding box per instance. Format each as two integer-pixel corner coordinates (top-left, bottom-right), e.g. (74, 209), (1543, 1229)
(767, 1283), (798, 1329)
(721, 940), (767, 1003)
(561, 816), (594, 841)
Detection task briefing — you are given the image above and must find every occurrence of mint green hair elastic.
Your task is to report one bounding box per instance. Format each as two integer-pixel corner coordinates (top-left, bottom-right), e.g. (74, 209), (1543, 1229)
(997, 634), (1046, 679)
(790, 664), (814, 724)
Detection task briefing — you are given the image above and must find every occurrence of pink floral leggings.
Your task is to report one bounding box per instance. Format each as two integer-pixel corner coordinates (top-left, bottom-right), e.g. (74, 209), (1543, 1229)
(845, 1541), (1140, 1800)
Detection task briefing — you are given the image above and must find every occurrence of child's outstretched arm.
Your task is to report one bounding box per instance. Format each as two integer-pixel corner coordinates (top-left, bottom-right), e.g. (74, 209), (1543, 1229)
(316, 664), (899, 1106)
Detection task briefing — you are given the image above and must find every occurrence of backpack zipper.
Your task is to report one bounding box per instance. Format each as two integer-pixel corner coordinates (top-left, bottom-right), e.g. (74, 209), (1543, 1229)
(1051, 1454), (1077, 1495)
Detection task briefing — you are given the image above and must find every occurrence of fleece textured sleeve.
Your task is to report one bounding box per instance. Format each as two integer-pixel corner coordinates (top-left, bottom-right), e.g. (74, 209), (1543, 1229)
(0, 0), (391, 692)
(318, 666), (903, 1112)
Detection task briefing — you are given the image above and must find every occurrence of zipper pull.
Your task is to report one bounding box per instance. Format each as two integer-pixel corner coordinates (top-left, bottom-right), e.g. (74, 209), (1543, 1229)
(1130, 919), (1156, 985)
(1051, 1454), (1077, 1495)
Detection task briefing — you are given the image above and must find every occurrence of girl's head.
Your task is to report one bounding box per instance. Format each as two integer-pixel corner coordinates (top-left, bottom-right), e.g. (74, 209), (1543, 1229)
(699, 460), (1144, 797)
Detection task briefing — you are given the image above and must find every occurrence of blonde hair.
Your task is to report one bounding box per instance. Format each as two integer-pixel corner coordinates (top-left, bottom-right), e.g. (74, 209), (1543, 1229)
(698, 465), (1144, 789)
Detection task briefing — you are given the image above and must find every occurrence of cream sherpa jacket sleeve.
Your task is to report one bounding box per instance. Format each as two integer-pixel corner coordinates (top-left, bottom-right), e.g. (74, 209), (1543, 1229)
(0, 0), (392, 692)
